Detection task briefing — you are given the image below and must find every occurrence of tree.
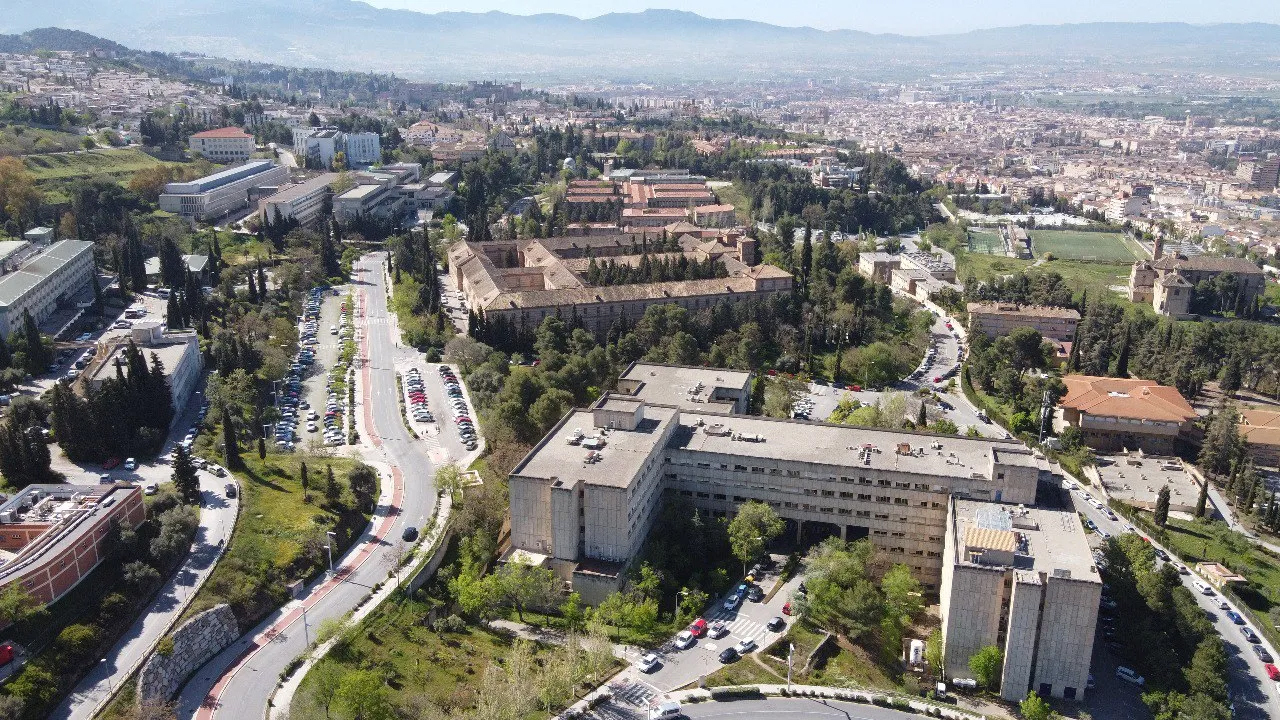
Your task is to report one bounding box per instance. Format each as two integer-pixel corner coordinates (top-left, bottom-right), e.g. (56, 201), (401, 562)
(333, 669), (393, 720)
(969, 645), (1003, 691)
(1195, 478), (1208, 518)
(434, 463), (464, 499)
(486, 563), (562, 623)
(348, 464), (378, 511)
(171, 444), (200, 505)
(924, 628), (944, 676)
(221, 403), (241, 470)
(932, 418), (960, 435)
(325, 465), (341, 505)
(122, 560), (161, 594)
(300, 461), (310, 501)
(1019, 691), (1054, 720)
(727, 500), (784, 573)
(881, 563), (924, 627)
(0, 583), (45, 628)
(1154, 484), (1171, 527)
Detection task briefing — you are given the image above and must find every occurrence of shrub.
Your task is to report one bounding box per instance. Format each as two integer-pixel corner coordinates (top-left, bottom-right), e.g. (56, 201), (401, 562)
(156, 636), (175, 657)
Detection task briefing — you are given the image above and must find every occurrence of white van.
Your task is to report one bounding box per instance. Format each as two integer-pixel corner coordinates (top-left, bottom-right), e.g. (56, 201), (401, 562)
(1192, 580), (1215, 596)
(653, 701), (683, 718)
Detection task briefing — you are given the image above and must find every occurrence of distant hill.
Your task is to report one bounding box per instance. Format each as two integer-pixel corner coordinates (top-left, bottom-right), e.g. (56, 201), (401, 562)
(2, 1), (1279, 82)
(0, 27), (128, 54)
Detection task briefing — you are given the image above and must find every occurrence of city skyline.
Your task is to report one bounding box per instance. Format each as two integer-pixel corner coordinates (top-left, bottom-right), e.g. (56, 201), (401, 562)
(366, 0), (1280, 35)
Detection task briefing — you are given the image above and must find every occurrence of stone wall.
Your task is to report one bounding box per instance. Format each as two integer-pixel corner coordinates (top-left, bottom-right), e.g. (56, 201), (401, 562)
(137, 603), (239, 703)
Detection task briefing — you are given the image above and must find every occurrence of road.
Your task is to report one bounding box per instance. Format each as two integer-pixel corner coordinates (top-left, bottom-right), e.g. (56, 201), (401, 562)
(677, 697), (960, 720)
(1069, 482), (1280, 720)
(178, 253), (442, 719)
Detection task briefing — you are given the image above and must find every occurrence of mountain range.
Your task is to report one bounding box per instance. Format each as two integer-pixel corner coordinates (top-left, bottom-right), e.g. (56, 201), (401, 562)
(3, 1), (1280, 83)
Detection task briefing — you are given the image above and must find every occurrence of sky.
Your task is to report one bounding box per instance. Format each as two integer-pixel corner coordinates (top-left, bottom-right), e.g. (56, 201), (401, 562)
(364, 0), (1279, 35)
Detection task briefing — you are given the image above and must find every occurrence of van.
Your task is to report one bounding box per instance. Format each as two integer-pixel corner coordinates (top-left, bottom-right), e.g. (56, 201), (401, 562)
(653, 701), (682, 718)
(1115, 666), (1145, 687)
(1192, 580), (1215, 596)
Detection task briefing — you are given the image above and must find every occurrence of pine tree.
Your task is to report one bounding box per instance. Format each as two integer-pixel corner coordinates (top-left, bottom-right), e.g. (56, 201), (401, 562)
(325, 465), (341, 505)
(916, 402), (928, 428)
(246, 272), (259, 304)
(171, 444), (200, 504)
(1154, 485), (1171, 527)
(300, 461), (310, 501)
(221, 403), (241, 470)
(256, 261), (268, 299)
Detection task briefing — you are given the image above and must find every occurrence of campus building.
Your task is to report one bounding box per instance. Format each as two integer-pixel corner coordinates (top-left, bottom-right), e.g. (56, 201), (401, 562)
(940, 499), (1100, 702)
(507, 390), (1054, 604)
(259, 173), (338, 226)
(84, 324), (204, 415)
(1128, 253), (1265, 318)
(0, 484), (146, 608)
(1057, 375), (1197, 454)
(0, 239), (95, 337)
(187, 127), (255, 162)
(966, 303), (1081, 343)
(616, 362), (752, 414)
(449, 229), (788, 336)
(292, 127), (382, 168)
(158, 160), (289, 220)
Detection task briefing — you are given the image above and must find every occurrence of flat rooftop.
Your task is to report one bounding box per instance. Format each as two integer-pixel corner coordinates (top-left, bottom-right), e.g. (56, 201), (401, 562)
(263, 173), (338, 204)
(513, 405), (679, 489)
(337, 183), (385, 201)
(163, 160), (276, 194)
(619, 362), (751, 410)
(0, 240), (93, 307)
(952, 499), (1099, 582)
(967, 302), (1081, 320)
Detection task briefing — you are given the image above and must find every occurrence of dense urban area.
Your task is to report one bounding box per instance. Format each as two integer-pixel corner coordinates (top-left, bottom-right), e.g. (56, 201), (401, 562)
(0, 12), (1273, 720)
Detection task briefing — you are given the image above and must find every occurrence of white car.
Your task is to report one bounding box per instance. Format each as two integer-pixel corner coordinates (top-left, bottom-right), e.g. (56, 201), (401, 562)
(674, 630), (695, 649)
(637, 653), (661, 673)
(734, 639), (758, 655)
(307, 422), (318, 432)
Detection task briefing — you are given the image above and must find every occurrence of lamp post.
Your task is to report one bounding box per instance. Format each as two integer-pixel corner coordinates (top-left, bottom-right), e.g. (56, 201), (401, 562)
(326, 530), (337, 575)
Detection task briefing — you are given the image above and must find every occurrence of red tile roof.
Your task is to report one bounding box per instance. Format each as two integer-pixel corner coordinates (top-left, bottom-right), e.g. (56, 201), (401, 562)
(1060, 375), (1196, 423)
(191, 127), (253, 139)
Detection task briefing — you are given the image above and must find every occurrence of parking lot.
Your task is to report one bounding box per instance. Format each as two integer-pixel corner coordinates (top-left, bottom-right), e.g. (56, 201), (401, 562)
(267, 286), (350, 452)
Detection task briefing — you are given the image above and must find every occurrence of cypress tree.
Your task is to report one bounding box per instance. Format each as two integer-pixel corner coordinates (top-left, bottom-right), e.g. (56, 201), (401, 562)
(1194, 478), (1208, 518)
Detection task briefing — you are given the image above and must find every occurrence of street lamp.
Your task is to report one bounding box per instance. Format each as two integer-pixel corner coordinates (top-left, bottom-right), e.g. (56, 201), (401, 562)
(326, 531), (337, 574)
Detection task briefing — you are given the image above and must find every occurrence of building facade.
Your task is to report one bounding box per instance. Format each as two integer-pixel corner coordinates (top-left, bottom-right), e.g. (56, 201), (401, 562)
(966, 303), (1081, 343)
(159, 160), (289, 220)
(188, 127), (255, 162)
(259, 173), (338, 226)
(0, 240), (95, 337)
(1058, 375), (1197, 453)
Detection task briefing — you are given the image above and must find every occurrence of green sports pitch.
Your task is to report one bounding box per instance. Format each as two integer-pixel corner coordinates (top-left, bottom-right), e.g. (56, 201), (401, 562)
(967, 230), (1005, 255)
(1029, 229), (1140, 262)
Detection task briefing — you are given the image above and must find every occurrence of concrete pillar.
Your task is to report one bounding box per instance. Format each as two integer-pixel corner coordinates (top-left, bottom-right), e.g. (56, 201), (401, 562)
(796, 519), (804, 544)
(839, 524), (848, 541)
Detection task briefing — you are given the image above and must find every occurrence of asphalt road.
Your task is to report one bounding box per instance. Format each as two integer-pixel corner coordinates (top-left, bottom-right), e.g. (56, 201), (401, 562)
(1069, 482), (1280, 720)
(178, 253), (441, 719)
(594, 696), (949, 720)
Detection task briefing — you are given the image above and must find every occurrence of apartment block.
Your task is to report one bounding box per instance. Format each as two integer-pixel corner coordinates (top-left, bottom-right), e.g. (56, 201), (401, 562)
(940, 499), (1100, 702)
(188, 127), (254, 162)
(159, 160), (289, 220)
(507, 392), (1053, 603)
(966, 302), (1081, 343)
(0, 484), (146, 609)
(0, 239), (95, 336)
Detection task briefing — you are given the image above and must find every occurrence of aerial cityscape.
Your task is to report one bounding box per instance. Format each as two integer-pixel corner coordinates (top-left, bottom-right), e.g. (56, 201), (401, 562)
(0, 2), (1274, 719)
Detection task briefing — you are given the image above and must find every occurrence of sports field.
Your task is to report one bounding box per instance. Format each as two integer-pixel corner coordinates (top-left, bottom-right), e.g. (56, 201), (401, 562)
(967, 230), (1005, 255)
(1029, 229), (1140, 262)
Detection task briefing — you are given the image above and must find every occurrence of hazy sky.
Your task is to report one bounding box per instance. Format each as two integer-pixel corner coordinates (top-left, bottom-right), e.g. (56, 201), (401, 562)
(364, 0), (1278, 35)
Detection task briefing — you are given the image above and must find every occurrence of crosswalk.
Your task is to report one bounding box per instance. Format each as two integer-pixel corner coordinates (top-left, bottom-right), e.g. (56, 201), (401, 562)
(608, 678), (656, 707)
(703, 609), (775, 645)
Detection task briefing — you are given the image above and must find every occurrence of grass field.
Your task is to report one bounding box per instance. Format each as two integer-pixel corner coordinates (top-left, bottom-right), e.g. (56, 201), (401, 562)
(967, 230), (1005, 255)
(22, 148), (175, 181)
(1030, 229), (1139, 262)
(956, 252), (1141, 304)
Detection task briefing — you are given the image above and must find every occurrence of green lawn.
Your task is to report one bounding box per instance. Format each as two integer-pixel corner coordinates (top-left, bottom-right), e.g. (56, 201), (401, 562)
(1030, 229), (1139, 262)
(713, 181), (755, 225)
(0, 126), (83, 156)
(956, 252), (1138, 304)
(180, 451), (371, 628)
(21, 148), (174, 181)
(966, 230), (1005, 255)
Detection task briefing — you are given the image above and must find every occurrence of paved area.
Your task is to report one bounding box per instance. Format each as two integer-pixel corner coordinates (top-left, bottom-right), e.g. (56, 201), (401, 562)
(1096, 453), (1199, 512)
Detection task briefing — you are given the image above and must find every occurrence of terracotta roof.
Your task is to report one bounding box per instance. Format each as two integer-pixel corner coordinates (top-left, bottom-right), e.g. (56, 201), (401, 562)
(966, 302), (1081, 320)
(191, 126), (253, 139)
(1240, 408), (1280, 448)
(1151, 256), (1263, 275)
(1060, 375), (1196, 423)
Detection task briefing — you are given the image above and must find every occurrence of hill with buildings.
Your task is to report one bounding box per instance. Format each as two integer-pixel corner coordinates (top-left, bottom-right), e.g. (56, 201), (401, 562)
(1, 2), (1279, 82)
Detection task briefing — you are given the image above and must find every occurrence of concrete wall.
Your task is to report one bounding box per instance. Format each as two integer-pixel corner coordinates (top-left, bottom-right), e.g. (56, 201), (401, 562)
(508, 474), (553, 556)
(941, 564), (1005, 681)
(1000, 573), (1043, 701)
(137, 604), (239, 703)
(1033, 578), (1101, 700)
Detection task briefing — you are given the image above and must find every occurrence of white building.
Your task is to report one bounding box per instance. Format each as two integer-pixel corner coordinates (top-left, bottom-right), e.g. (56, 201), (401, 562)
(344, 132), (382, 165)
(88, 324), (204, 419)
(188, 127), (255, 162)
(259, 173), (338, 226)
(0, 240), (95, 336)
(158, 161), (289, 220)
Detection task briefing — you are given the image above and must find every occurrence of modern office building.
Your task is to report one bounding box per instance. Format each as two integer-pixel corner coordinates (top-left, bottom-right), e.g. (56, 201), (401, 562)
(940, 499), (1100, 702)
(259, 173), (338, 226)
(158, 160), (289, 220)
(507, 392), (1052, 603)
(966, 303), (1081, 343)
(188, 127), (255, 162)
(0, 484), (146, 608)
(0, 239), (95, 336)
(344, 131), (382, 165)
(292, 127), (381, 168)
(1058, 375), (1197, 454)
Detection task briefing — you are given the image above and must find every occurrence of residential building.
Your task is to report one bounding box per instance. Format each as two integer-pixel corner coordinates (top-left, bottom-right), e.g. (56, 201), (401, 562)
(507, 391), (1053, 603)
(343, 131), (382, 166)
(858, 251), (900, 284)
(0, 484), (146, 608)
(259, 173), (338, 226)
(1236, 157), (1280, 190)
(158, 160), (289, 220)
(1058, 375), (1197, 454)
(292, 127), (344, 169)
(188, 127), (255, 162)
(0, 240), (95, 337)
(966, 303), (1081, 343)
(940, 499), (1099, 702)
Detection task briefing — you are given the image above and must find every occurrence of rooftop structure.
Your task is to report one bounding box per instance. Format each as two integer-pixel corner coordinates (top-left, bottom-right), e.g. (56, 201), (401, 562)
(188, 126), (254, 162)
(259, 173), (338, 227)
(1058, 375), (1196, 454)
(616, 362), (752, 414)
(941, 499), (1099, 702)
(1239, 407), (1280, 468)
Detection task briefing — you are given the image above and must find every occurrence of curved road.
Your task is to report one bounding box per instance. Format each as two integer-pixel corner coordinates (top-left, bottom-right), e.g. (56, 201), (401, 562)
(178, 253), (439, 718)
(676, 697), (949, 719)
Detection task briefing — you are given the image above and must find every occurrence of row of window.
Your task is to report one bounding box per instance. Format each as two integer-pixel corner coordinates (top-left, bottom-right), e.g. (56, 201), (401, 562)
(675, 459), (950, 494)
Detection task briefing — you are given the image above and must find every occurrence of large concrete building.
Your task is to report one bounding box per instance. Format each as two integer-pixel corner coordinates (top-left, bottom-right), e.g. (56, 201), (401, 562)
(85, 325), (204, 417)
(508, 391), (1054, 603)
(259, 173), (338, 226)
(940, 500), (1099, 702)
(159, 160), (289, 221)
(449, 230), (788, 336)
(0, 484), (146, 607)
(188, 127), (255, 162)
(966, 303), (1081, 343)
(1058, 375), (1197, 454)
(616, 362), (752, 414)
(292, 127), (382, 169)
(0, 239), (95, 337)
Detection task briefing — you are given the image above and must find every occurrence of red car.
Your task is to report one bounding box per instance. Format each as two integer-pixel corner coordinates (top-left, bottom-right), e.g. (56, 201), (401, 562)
(1266, 663), (1280, 681)
(102, 457), (121, 470)
(782, 602), (793, 616)
(689, 618), (708, 637)
(933, 376), (942, 383)
(851, 385), (862, 392)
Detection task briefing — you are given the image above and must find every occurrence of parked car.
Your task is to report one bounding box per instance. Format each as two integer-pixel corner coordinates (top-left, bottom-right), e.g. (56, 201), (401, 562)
(637, 653), (661, 673)
(1254, 644), (1274, 664)
(718, 647), (739, 663)
(766, 616), (786, 632)
(1115, 666), (1145, 687)
(688, 618), (708, 637)
(1226, 610), (1245, 625)
(674, 630), (695, 649)
(734, 639), (757, 655)
(1242, 626), (1261, 643)
(707, 620), (729, 639)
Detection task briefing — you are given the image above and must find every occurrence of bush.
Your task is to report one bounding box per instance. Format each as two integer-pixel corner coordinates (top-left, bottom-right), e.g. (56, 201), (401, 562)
(156, 636), (175, 657)
(710, 686), (764, 701)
